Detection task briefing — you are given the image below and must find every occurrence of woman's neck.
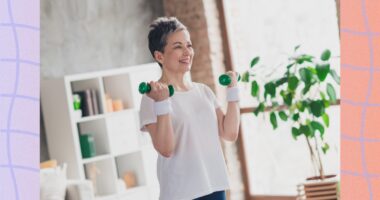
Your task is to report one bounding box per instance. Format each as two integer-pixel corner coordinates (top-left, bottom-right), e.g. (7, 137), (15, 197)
(159, 72), (191, 92)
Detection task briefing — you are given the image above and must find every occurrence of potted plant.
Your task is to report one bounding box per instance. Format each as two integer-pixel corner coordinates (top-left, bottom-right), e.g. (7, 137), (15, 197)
(241, 45), (340, 199)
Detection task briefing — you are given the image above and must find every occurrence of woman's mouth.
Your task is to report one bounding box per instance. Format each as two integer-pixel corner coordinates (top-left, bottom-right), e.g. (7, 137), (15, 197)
(179, 59), (191, 64)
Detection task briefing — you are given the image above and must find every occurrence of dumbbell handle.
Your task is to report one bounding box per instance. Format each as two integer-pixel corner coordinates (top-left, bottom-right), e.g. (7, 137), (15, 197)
(138, 82), (175, 97)
(218, 73), (241, 86)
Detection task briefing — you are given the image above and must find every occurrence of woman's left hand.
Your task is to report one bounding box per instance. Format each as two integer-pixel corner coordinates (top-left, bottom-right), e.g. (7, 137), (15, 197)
(226, 71), (238, 88)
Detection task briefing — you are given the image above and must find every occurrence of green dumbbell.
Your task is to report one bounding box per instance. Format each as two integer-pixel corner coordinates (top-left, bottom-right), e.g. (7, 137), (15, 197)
(138, 82), (175, 97)
(218, 73), (241, 86)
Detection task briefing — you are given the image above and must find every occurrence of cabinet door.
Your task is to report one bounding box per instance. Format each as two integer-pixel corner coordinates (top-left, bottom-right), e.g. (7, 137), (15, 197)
(106, 110), (139, 155)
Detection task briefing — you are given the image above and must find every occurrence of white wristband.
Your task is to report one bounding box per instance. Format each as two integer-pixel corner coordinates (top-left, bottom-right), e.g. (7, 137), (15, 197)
(154, 99), (172, 116)
(227, 86), (240, 102)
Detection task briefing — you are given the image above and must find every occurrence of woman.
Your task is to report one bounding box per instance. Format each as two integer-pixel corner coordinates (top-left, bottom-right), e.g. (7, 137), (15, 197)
(139, 17), (240, 200)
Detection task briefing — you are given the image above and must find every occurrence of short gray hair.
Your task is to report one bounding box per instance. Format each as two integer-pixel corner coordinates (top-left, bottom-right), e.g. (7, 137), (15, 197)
(148, 17), (187, 67)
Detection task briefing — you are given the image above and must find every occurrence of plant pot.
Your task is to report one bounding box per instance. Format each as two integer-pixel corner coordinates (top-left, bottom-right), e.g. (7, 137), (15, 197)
(297, 174), (339, 200)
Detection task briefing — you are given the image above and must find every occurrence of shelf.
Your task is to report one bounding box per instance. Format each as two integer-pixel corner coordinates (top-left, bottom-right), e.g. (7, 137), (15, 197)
(75, 108), (137, 123)
(106, 109), (140, 155)
(78, 119), (111, 156)
(115, 152), (147, 188)
(95, 186), (149, 200)
(84, 158), (118, 196)
(82, 154), (112, 164)
(76, 113), (105, 123)
(103, 74), (134, 109)
(41, 63), (162, 199)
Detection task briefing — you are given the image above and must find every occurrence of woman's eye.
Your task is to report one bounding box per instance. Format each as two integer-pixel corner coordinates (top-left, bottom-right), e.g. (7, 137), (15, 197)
(187, 44), (192, 48)
(174, 46), (181, 49)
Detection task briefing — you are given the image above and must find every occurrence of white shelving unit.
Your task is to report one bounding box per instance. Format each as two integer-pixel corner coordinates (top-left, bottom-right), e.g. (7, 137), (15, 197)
(41, 63), (161, 200)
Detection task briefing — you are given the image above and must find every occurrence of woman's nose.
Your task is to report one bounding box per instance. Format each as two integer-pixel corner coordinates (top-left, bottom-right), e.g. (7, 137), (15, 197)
(183, 47), (192, 56)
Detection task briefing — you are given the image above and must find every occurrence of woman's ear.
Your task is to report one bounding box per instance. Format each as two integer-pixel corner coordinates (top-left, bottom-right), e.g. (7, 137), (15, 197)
(154, 51), (164, 65)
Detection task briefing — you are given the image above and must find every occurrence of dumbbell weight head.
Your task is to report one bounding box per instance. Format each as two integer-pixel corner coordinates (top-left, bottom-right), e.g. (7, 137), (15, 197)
(218, 73), (241, 86)
(138, 82), (174, 97)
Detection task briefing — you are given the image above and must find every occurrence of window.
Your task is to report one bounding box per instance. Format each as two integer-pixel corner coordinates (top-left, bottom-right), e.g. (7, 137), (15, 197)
(223, 0), (340, 196)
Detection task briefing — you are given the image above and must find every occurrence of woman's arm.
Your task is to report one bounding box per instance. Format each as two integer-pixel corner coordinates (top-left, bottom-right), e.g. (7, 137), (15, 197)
(216, 70), (240, 142)
(145, 81), (175, 157)
(216, 102), (240, 142)
(146, 114), (175, 157)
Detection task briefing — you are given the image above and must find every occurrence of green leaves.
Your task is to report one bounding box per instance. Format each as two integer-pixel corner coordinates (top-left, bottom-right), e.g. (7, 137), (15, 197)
(264, 82), (276, 99)
(316, 63), (330, 81)
(322, 143), (330, 154)
(247, 49), (338, 155)
(288, 76), (299, 91)
(296, 54), (313, 64)
(283, 92), (293, 106)
(251, 81), (259, 97)
(326, 83), (337, 103)
(322, 113), (330, 127)
(270, 112), (278, 129)
(329, 69), (340, 84)
(299, 68), (313, 84)
(321, 49), (331, 61)
(278, 111), (288, 121)
(300, 124), (312, 137)
(310, 121), (325, 138)
(254, 103), (265, 116)
(275, 77), (287, 87)
(242, 71), (250, 82)
(292, 113), (300, 121)
(251, 57), (260, 68)
(294, 45), (301, 51)
(310, 100), (325, 117)
(292, 127), (301, 140)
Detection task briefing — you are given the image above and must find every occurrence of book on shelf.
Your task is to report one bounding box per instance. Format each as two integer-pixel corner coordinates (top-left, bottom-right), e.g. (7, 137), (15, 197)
(91, 89), (99, 115)
(74, 89), (94, 117)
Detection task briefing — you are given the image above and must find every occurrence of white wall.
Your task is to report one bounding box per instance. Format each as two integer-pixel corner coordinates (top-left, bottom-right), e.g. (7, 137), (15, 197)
(40, 0), (164, 161)
(41, 0), (164, 78)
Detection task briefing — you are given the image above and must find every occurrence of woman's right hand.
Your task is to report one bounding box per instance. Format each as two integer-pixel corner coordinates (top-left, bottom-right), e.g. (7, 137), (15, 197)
(146, 81), (170, 102)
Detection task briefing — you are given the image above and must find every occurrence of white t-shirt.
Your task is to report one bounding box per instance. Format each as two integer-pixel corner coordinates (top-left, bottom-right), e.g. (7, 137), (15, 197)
(139, 82), (230, 200)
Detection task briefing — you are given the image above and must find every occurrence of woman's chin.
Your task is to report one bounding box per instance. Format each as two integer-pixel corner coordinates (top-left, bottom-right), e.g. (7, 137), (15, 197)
(180, 63), (191, 71)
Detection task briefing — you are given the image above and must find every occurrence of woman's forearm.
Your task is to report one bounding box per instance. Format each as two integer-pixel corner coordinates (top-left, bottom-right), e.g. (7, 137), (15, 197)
(155, 114), (175, 157)
(223, 101), (240, 141)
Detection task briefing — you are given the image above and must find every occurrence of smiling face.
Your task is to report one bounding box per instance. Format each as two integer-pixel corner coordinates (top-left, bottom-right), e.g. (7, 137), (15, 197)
(154, 30), (194, 74)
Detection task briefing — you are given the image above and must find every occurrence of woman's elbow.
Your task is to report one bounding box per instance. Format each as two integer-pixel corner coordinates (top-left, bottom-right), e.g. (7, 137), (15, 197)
(160, 150), (173, 158)
(224, 132), (239, 142)
(155, 144), (174, 158)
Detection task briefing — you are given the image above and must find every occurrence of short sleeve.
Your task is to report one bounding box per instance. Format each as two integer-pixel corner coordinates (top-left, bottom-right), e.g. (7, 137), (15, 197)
(139, 95), (157, 132)
(202, 84), (221, 109)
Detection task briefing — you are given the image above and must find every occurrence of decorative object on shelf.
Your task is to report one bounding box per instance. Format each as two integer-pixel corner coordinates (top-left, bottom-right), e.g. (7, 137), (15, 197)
(87, 163), (101, 196)
(73, 94), (83, 119)
(73, 94), (81, 110)
(40, 159), (58, 169)
(112, 99), (124, 111)
(66, 180), (95, 200)
(242, 47), (340, 193)
(116, 178), (127, 192)
(40, 163), (67, 200)
(79, 134), (96, 158)
(90, 89), (100, 115)
(123, 171), (137, 188)
(105, 94), (113, 112)
(73, 89), (101, 117)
